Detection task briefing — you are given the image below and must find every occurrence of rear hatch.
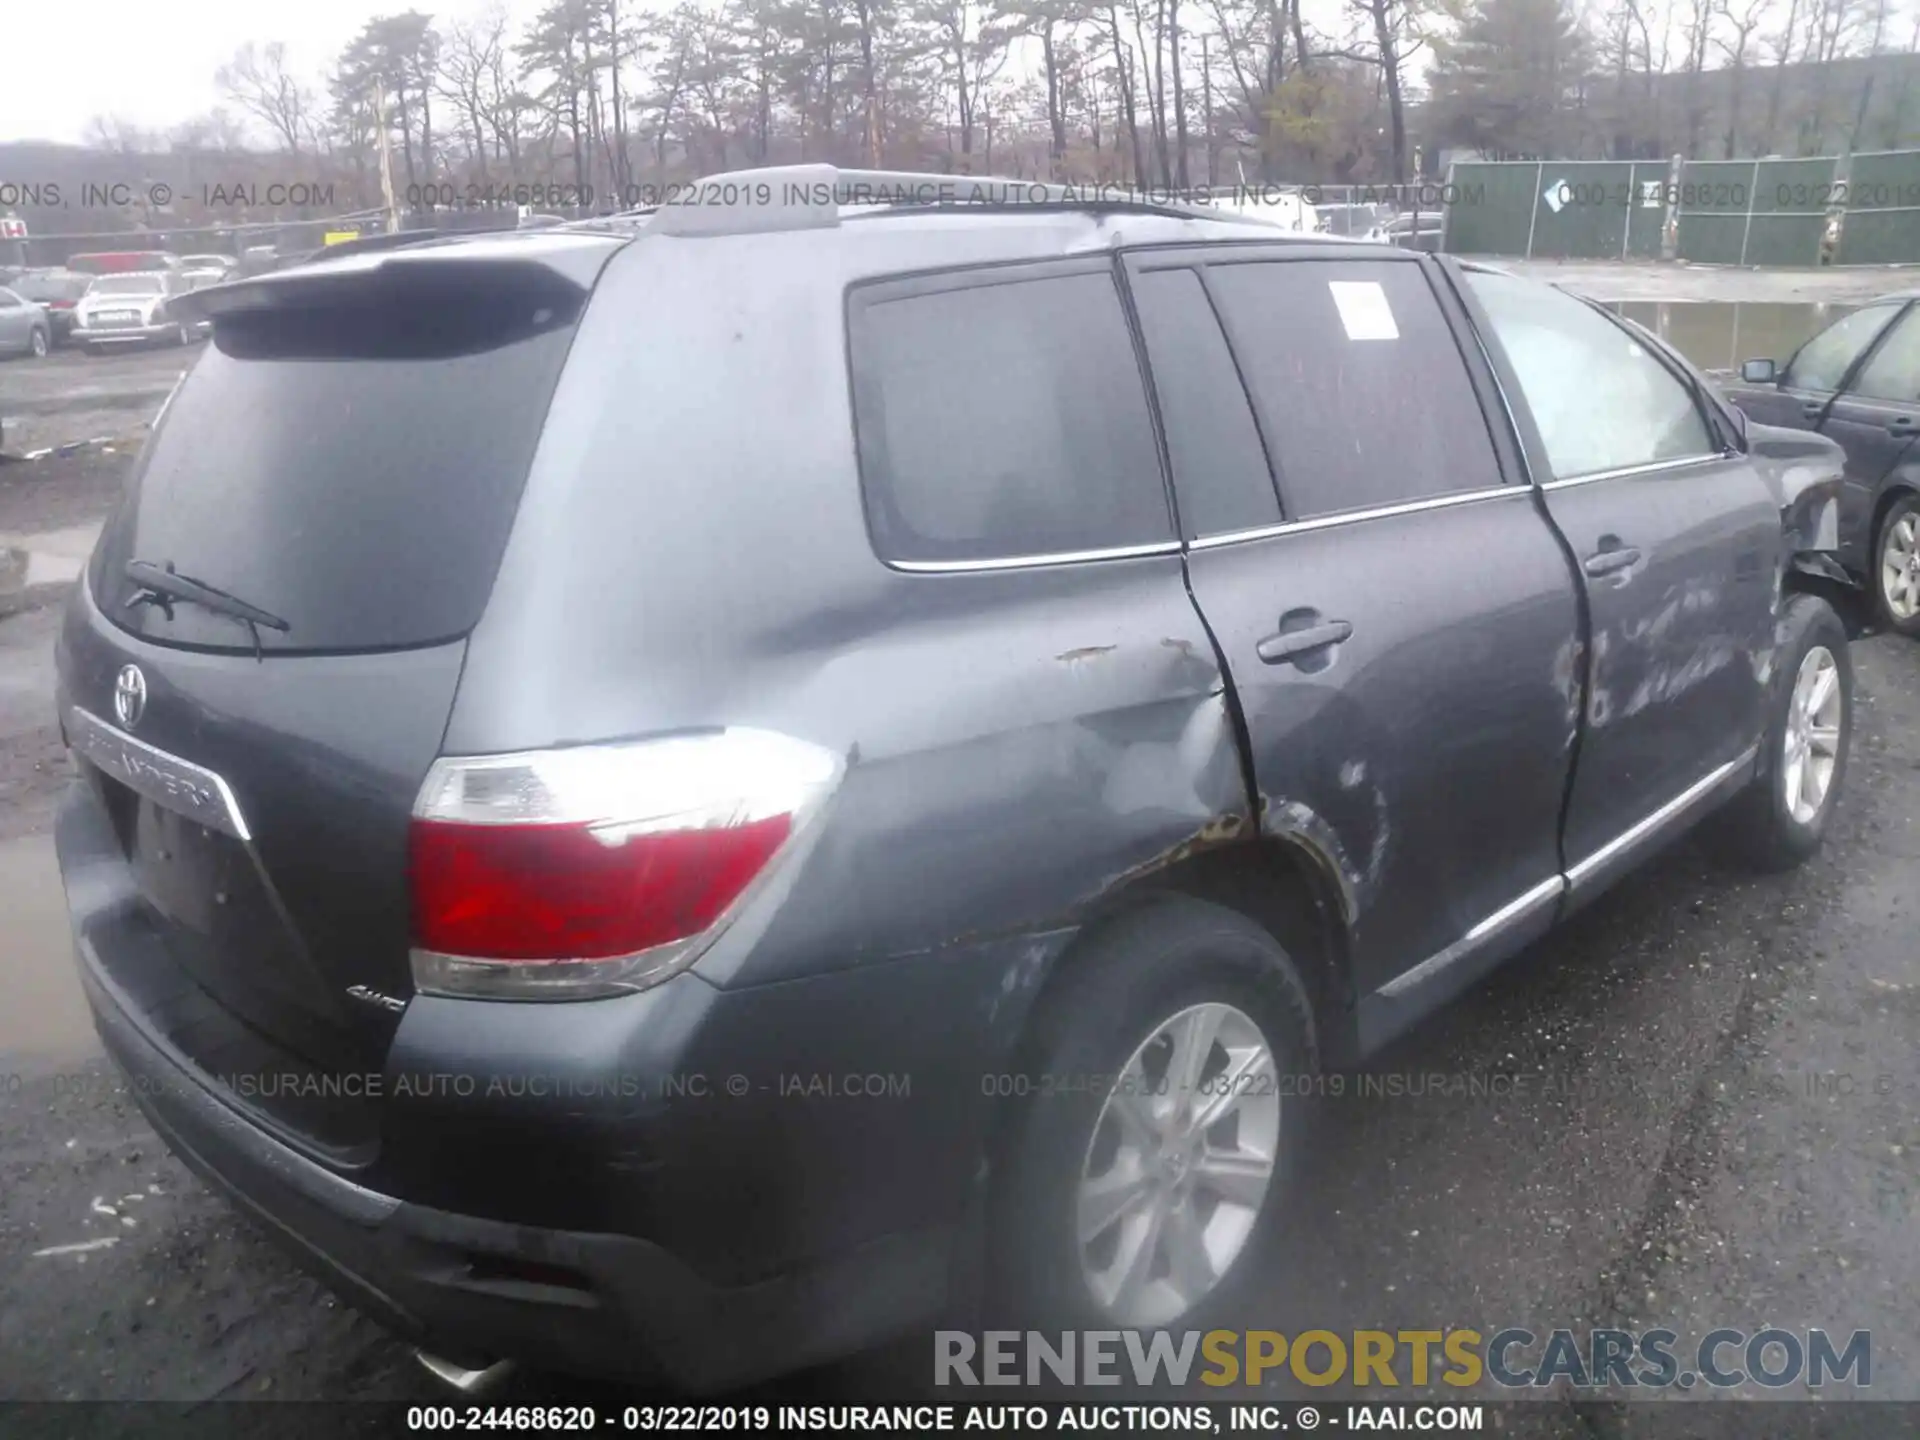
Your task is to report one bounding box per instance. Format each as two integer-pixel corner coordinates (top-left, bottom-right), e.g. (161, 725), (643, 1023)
(58, 233), (622, 1163)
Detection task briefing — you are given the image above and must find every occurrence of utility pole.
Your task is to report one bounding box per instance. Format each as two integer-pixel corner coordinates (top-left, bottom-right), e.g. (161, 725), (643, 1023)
(375, 81), (401, 234)
(1201, 34), (1214, 187)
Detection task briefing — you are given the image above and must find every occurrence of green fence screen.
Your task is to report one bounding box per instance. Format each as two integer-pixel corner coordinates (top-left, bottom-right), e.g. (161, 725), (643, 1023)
(1442, 149), (1920, 266)
(1837, 150), (1920, 265)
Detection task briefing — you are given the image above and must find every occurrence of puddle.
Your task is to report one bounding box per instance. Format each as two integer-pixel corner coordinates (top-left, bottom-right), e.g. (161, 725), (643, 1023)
(1605, 300), (1858, 373)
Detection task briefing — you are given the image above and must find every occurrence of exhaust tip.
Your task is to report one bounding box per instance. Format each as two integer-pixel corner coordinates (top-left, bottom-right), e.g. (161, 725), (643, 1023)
(415, 1348), (518, 1396)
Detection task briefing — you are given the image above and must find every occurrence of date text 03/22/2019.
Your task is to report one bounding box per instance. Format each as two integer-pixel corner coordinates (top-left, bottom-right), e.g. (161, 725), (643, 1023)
(402, 1402), (1485, 1432)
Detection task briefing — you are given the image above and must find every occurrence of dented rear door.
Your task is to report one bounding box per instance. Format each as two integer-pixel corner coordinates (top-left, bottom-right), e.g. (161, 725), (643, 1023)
(1125, 247), (1582, 1008)
(1460, 269), (1780, 896)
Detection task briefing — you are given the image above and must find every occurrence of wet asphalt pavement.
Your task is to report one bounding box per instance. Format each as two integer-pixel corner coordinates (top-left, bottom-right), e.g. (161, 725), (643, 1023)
(0, 341), (1915, 1434)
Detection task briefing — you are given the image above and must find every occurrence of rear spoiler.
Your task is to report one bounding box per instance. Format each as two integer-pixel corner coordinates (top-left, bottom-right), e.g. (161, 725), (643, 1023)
(171, 234), (626, 325)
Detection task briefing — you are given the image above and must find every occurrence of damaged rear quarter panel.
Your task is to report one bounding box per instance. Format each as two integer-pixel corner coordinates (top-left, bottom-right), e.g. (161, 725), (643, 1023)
(707, 554), (1250, 989)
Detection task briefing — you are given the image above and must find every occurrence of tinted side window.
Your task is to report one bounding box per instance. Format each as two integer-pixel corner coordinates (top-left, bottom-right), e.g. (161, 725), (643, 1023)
(1465, 269), (1715, 480)
(851, 269), (1171, 565)
(1786, 304), (1903, 393)
(1849, 308), (1920, 403)
(1205, 259), (1502, 520)
(1131, 267), (1280, 538)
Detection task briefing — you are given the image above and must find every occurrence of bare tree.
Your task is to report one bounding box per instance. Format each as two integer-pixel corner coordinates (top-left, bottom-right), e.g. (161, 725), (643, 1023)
(918, 0), (1016, 161)
(1344, 0), (1426, 179)
(1714, 0), (1776, 155)
(438, 13), (512, 181)
(217, 41), (316, 152)
(83, 115), (159, 153)
(1102, 2), (1149, 180)
(1679, 0), (1717, 154)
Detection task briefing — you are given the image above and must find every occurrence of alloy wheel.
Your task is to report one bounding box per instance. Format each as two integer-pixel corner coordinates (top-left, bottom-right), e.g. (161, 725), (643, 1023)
(1880, 513), (1920, 621)
(1783, 645), (1843, 826)
(1075, 1001), (1280, 1327)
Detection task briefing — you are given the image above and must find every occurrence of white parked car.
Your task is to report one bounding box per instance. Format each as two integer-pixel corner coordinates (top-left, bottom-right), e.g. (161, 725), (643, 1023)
(72, 271), (209, 352)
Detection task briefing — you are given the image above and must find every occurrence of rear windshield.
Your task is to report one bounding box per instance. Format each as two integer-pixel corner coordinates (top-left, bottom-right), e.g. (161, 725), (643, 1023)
(70, 253), (174, 274)
(92, 268), (586, 654)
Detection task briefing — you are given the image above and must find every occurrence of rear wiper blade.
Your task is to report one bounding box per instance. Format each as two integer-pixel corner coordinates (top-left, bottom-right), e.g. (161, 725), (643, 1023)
(125, 559), (290, 660)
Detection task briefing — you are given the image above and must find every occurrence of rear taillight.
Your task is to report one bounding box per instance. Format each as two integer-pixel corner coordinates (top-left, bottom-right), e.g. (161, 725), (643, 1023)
(408, 729), (841, 1000)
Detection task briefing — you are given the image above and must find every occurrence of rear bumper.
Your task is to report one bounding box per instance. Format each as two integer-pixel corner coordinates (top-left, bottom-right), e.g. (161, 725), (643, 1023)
(57, 779), (1058, 1389)
(82, 960), (949, 1389)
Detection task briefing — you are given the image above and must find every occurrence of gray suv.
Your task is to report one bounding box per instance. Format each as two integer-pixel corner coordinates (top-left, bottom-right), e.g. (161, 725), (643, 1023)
(54, 166), (1859, 1392)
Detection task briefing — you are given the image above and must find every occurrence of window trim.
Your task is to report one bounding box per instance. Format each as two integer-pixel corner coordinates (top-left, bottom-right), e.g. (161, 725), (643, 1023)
(1188, 482), (1523, 551)
(1537, 453), (1731, 491)
(843, 254), (1180, 574)
(886, 539), (1183, 573)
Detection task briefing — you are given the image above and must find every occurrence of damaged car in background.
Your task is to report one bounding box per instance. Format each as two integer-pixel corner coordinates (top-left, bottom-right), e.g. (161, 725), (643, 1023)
(1724, 290), (1920, 637)
(52, 168), (1859, 1395)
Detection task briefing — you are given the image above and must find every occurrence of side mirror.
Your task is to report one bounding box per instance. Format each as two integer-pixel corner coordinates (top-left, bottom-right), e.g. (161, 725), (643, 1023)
(1741, 358), (1779, 384)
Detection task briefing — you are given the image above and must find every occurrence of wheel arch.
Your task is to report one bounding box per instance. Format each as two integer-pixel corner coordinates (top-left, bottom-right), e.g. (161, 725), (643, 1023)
(1869, 476), (1920, 569)
(995, 833), (1357, 1134)
(1860, 477), (1920, 632)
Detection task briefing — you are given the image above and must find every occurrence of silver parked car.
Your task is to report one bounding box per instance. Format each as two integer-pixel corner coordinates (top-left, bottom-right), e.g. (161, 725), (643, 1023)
(180, 253), (238, 290)
(0, 285), (52, 358)
(71, 271), (208, 351)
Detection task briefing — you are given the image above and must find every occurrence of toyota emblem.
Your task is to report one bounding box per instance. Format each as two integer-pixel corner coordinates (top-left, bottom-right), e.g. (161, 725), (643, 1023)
(114, 664), (148, 729)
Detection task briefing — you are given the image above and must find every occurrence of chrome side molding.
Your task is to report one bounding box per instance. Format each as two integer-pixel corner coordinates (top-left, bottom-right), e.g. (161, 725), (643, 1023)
(1564, 748), (1756, 889)
(414, 1350), (519, 1396)
(1371, 747), (1759, 1007)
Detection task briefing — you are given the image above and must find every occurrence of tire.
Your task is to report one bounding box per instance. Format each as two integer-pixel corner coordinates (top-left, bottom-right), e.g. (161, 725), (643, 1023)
(992, 897), (1316, 1332)
(28, 327), (48, 358)
(1872, 493), (1920, 638)
(1710, 593), (1852, 872)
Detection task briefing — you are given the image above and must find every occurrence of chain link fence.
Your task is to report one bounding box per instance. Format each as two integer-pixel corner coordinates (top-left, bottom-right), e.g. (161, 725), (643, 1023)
(1442, 150), (1920, 266)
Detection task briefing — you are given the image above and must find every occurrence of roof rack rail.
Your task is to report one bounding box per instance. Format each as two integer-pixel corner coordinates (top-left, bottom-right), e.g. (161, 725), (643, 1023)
(645, 163), (1276, 237)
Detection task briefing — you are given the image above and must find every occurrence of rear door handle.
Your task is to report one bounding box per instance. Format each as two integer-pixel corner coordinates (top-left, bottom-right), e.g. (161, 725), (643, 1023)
(1256, 620), (1353, 665)
(1583, 546), (1643, 578)
(1802, 401), (1825, 421)
(1890, 414), (1916, 436)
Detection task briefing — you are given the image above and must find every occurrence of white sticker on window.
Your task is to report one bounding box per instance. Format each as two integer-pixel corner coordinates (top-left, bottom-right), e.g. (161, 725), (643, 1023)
(1328, 281), (1399, 341)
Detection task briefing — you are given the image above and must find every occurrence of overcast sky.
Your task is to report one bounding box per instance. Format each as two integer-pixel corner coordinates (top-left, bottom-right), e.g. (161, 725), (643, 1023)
(3, 0), (1371, 149)
(0, 0), (523, 146)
